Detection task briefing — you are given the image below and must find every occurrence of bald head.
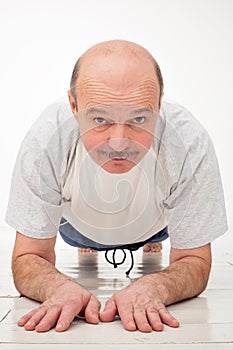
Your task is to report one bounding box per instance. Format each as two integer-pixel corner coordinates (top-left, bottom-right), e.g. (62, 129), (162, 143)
(70, 40), (163, 107)
(79, 39), (155, 65)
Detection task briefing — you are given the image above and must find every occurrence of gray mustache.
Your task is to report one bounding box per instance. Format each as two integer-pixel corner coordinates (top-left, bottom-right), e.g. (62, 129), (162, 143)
(98, 150), (139, 159)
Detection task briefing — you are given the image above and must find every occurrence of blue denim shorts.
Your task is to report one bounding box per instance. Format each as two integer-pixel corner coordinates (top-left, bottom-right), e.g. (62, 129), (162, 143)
(59, 217), (168, 251)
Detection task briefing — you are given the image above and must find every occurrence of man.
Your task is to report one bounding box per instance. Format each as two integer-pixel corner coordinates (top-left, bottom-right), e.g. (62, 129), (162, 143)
(6, 39), (227, 333)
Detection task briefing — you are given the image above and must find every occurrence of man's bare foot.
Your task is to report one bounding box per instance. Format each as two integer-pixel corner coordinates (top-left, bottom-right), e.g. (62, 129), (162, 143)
(143, 242), (162, 252)
(78, 248), (97, 253)
(78, 243), (162, 253)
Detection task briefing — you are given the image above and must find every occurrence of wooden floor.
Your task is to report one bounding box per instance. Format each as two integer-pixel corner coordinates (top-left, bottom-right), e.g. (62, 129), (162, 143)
(0, 226), (233, 349)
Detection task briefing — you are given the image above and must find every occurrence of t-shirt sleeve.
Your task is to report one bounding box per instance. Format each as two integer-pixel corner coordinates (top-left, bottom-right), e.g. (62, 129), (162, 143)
(163, 120), (228, 249)
(5, 107), (65, 239)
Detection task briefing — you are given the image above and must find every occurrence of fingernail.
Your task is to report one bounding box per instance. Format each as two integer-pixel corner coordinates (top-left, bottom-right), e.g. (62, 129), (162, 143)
(172, 319), (180, 327)
(24, 320), (36, 329)
(128, 321), (136, 328)
(56, 322), (64, 330)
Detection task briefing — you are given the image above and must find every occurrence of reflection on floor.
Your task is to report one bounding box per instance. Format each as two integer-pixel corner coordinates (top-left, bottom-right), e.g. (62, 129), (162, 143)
(0, 226), (233, 349)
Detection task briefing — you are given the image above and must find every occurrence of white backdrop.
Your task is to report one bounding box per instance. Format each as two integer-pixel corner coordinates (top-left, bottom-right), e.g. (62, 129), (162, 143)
(0, 0), (232, 227)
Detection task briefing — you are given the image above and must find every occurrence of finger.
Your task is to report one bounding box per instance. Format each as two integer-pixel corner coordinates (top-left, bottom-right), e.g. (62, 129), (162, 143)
(23, 307), (47, 331)
(133, 306), (152, 332)
(158, 306), (180, 328)
(35, 305), (61, 332)
(146, 307), (164, 331)
(117, 302), (136, 331)
(99, 298), (118, 323)
(55, 304), (81, 332)
(18, 308), (39, 327)
(85, 295), (101, 324)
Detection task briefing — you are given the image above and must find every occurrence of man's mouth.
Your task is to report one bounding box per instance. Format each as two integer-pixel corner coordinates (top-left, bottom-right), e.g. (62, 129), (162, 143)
(98, 150), (139, 160)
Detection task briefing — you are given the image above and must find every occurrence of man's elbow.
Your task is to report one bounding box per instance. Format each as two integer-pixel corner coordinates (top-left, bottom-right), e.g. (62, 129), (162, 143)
(196, 257), (212, 296)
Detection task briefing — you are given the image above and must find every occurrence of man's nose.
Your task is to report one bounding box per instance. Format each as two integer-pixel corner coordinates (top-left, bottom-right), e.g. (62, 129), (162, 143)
(108, 123), (130, 151)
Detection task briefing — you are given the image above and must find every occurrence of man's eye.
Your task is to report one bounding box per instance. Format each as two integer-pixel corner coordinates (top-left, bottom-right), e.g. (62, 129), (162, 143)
(94, 117), (106, 125)
(133, 116), (146, 124)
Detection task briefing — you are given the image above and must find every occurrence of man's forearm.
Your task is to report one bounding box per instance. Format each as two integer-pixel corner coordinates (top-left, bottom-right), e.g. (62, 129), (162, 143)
(147, 255), (211, 305)
(12, 254), (73, 302)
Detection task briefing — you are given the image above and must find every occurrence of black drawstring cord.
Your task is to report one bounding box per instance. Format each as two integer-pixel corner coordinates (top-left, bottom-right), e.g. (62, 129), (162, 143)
(105, 248), (134, 276)
(126, 249), (134, 276)
(105, 248), (126, 268)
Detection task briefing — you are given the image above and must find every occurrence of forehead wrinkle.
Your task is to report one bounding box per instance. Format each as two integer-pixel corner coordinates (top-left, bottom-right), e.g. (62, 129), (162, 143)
(77, 78), (158, 92)
(77, 78), (159, 109)
(79, 92), (157, 110)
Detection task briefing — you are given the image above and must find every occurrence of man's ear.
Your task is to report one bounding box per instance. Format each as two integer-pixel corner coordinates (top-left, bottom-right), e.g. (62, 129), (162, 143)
(67, 90), (77, 115)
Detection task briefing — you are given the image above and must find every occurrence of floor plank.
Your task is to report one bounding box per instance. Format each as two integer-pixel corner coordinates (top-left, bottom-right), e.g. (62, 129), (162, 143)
(0, 345), (233, 350)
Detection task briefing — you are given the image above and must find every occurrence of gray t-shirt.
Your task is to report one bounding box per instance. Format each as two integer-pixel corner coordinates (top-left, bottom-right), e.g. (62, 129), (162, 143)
(5, 98), (228, 249)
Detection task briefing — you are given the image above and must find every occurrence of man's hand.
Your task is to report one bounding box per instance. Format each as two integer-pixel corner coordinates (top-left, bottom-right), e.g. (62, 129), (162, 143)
(100, 244), (211, 332)
(100, 275), (179, 332)
(18, 279), (101, 332)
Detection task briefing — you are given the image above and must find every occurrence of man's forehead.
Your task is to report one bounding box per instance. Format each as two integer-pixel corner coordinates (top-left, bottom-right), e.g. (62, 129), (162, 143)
(75, 50), (160, 111)
(76, 78), (160, 111)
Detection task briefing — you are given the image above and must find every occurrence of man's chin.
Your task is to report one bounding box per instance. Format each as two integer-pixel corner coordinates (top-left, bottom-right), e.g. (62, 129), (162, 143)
(101, 159), (137, 174)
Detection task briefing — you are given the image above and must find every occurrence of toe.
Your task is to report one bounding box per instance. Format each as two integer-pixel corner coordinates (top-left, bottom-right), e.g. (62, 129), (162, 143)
(143, 244), (151, 252)
(143, 242), (162, 253)
(78, 248), (97, 253)
(151, 243), (162, 252)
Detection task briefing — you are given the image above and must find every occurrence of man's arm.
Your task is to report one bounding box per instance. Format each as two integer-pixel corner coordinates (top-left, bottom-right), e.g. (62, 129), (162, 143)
(159, 243), (211, 304)
(12, 231), (101, 332)
(100, 243), (211, 332)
